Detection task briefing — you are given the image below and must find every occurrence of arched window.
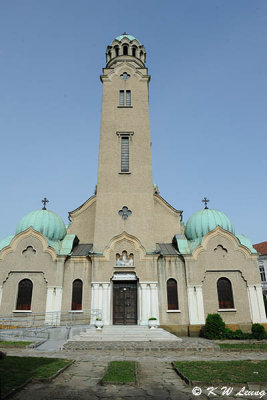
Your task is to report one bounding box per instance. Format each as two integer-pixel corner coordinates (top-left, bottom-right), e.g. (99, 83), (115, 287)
(123, 45), (128, 55)
(167, 279), (179, 310)
(16, 279), (33, 310)
(217, 278), (234, 309)
(132, 46), (136, 57)
(115, 46), (119, 57)
(71, 279), (83, 310)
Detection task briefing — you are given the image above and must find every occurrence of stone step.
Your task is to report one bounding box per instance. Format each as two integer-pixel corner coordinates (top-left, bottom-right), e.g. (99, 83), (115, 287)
(69, 326), (182, 342)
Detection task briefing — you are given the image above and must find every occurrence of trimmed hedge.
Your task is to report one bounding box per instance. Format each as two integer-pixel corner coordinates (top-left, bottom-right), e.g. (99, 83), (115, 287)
(200, 313), (267, 340)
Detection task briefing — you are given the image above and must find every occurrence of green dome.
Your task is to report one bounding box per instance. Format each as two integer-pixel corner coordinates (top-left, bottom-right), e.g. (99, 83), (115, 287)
(115, 34), (140, 43)
(16, 210), (67, 241)
(185, 209), (235, 240)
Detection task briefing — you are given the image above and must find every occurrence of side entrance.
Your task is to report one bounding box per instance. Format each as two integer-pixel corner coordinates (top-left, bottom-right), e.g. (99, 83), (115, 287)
(113, 281), (137, 325)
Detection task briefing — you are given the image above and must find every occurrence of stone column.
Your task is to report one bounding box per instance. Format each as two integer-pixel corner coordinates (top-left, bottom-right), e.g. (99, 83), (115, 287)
(91, 283), (100, 323)
(140, 283), (148, 325)
(247, 285), (267, 323)
(0, 286), (3, 310)
(187, 285), (205, 325)
(150, 283), (159, 322)
(45, 286), (63, 325)
(102, 283), (110, 325)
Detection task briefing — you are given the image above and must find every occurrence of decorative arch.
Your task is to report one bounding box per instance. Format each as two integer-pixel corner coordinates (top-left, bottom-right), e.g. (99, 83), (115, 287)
(0, 227), (58, 261)
(103, 231), (147, 260)
(191, 226), (256, 261)
(16, 278), (33, 310)
(167, 278), (179, 310)
(71, 279), (83, 311)
(217, 277), (234, 309)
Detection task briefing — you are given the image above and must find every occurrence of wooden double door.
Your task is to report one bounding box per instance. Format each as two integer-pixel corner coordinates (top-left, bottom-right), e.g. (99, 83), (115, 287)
(113, 281), (137, 325)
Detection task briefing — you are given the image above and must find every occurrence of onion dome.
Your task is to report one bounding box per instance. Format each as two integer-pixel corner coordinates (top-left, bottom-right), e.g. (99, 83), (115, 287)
(185, 209), (235, 240)
(16, 209), (67, 241)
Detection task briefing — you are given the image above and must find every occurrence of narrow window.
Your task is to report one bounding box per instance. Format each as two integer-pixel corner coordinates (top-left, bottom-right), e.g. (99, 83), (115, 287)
(16, 279), (33, 310)
(123, 45), (128, 55)
(217, 278), (234, 309)
(115, 46), (119, 57)
(167, 279), (179, 310)
(126, 90), (131, 106)
(119, 90), (124, 106)
(71, 279), (83, 310)
(259, 265), (266, 282)
(132, 47), (136, 57)
(121, 136), (129, 172)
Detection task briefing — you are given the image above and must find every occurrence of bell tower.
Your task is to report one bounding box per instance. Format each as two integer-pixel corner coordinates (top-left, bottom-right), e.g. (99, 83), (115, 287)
(93, 34), (155, 252)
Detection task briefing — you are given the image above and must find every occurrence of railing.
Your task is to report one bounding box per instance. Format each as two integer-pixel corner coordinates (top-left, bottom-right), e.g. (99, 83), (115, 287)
(0, 309), (102, 330)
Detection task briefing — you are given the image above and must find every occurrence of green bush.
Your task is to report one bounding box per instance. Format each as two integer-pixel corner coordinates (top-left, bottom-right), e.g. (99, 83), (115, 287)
(251, 323), (266, 340)
(201, 313), (226, 339)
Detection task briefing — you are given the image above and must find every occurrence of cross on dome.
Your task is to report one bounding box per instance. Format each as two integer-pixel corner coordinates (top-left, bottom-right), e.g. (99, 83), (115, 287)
(41, 197), (49, 210)
(202, 197), (209, 209)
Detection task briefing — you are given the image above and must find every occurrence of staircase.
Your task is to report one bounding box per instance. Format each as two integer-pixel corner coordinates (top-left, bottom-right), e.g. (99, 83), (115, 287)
(69, 325), (182, 342)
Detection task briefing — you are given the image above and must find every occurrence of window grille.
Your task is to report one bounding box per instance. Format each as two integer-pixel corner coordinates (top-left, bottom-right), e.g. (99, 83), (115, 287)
(16, 279), (33, 310)
(217, 277), (234, 309)
(71, 279), (83, 310)
(119, 90), (131, 106)
(121, 136), (129, 172)
(119, 90), (124, 106)
(126, 90), (131, 106)
(167, 279), (179, 310)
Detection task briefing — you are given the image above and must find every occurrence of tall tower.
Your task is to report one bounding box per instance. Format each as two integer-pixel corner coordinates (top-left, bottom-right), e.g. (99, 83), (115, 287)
(93, 34), (155, 252)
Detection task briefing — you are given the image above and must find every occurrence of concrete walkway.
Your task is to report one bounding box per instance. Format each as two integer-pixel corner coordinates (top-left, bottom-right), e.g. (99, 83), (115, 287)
(3, 341), (266, 400)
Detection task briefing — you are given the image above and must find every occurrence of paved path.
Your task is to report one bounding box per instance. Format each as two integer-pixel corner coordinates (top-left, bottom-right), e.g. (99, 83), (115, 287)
(3, 342), (267, 400)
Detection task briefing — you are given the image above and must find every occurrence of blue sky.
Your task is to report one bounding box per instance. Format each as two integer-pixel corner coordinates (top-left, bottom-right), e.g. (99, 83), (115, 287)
(0, 0), (266, 244)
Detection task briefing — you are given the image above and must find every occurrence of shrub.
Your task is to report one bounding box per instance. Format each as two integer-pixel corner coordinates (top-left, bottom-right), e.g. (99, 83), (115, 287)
(251, 323), (266, 340)
(201, 313), (226, 339)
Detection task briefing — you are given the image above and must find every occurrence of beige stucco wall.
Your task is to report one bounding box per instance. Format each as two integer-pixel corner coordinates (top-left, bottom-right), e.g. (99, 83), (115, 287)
(0, 231), (57, 314)
(68, 196), (96, 244)
(157, 256), (189, 327)
(184, 228), (260, 325)
(61, 257), (92, 312)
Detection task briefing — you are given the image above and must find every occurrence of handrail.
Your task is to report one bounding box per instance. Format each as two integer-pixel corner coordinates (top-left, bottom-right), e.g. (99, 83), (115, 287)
(0, 309), (102, 329)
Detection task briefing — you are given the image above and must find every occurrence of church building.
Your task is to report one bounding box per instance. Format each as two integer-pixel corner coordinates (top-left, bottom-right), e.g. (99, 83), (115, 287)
(0, 34), (266, 335)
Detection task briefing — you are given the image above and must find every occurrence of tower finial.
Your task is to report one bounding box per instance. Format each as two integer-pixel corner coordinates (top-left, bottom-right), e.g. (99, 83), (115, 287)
(202, 197), (209, 209)
(41, 197), (49, 210)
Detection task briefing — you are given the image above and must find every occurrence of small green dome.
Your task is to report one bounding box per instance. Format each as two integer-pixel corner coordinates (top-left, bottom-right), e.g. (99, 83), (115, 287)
(16, 210), (67, 241)
(115, 34), (140, 43)
(185, 209), (235, 240)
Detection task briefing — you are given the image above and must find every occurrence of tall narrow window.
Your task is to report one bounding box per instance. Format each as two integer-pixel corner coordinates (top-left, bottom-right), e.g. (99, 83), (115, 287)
(132, 46), (136, 57)
(123, 45), (128, 55)
(167, 279), (179, 310)
(259, 264), (266, 282)
(126, 90), (131, 106)
(16, 279), (33, 310)
(121, 136), (129, 172)
(71, 279), (83, 310)
(115, 46), (119, 57)
(119, 90), (124, 106)
(217, 278), (234, 309)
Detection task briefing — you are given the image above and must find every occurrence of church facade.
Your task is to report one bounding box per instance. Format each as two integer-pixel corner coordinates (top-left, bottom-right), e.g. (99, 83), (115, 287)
(0, 34), (266, 335)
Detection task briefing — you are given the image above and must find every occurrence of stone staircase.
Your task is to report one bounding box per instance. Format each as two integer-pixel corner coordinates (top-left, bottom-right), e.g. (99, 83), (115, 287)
(69, 325), (182, 342)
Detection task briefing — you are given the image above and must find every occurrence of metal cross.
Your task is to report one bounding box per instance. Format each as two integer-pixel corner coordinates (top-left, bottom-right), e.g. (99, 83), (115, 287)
(118, 206), (132, 220)
(202, 197), (209, 209)
(41, 197), (49, 210)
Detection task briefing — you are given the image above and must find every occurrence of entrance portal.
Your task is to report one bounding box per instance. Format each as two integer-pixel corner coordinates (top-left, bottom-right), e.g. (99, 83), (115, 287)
(113, 281), (137, 325)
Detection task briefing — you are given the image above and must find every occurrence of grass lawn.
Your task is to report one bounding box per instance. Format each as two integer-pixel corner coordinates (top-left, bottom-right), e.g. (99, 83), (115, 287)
(219, 343), (267, 351)
(0, 341), (34, 348)
(102, 361), (136, 384)
(0, 356), (72, 396)
(173, 361), (267, 384)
